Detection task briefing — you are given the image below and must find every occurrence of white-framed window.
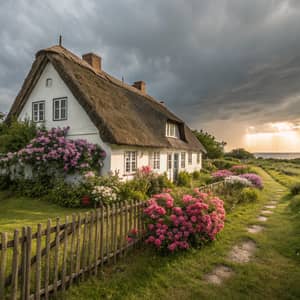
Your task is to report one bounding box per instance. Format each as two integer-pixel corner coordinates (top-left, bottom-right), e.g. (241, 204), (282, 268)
(197, 152), (201, 164)
(124, 151), (137, 174)
(188, 152), (192, 165)
(53, 97), (68, 121)
(149, 151), (160, 170)
(167, 153), (172, 170)
(46, 78), (52, 87)
(181, 152), (186, 168)
(166, 122), (180, 138)
(32, 101), (45, 122)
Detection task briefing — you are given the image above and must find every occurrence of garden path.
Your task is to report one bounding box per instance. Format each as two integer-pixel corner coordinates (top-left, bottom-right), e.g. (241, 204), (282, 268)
(205, 186), (281, 285)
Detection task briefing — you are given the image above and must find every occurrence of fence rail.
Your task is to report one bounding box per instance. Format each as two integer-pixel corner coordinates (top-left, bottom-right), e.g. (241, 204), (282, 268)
(0, 181), (226, 300)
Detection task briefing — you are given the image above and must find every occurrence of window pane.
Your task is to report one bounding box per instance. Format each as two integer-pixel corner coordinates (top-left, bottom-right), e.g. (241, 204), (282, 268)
(181, 152), (186, 168)
(61, 108), (66, 119)
(39, 111), (44, 121)
(54, 101), (60, 110)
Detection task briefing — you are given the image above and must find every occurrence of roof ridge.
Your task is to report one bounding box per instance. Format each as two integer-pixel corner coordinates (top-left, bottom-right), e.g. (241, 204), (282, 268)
(37, 45), (181, 120)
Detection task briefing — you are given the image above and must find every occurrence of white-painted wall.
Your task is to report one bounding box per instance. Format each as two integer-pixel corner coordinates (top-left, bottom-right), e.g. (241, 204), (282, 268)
(18, 62), (111, 174)
(110, 146), (202, 181)
(17, 61), (203, 180)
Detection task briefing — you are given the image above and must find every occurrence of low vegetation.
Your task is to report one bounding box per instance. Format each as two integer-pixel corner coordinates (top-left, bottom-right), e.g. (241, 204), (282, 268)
(62, 168), (300, 300)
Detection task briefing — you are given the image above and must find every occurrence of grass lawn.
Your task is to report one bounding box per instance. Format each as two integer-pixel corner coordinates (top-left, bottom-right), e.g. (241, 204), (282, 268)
(0, 190), (89, 237)
(61, 168), (300, 300)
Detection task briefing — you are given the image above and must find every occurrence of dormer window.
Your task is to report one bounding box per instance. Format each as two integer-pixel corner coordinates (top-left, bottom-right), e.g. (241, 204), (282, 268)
(166, 122), (180, 138)
(46, 78), (52, 87)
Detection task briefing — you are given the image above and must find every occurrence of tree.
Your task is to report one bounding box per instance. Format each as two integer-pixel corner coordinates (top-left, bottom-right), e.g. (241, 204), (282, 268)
(0, 118), (37, 153)
(193, 129), (226, 159)
(0, 112), (5, 122)
(225, 148), (254, 160)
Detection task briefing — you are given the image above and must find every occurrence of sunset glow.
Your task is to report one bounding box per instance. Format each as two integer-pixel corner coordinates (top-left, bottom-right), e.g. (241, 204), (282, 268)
(244, 122), (300, 152)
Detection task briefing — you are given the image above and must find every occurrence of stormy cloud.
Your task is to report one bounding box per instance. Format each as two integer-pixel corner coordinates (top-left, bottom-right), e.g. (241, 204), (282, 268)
(1, 0), (300, 149)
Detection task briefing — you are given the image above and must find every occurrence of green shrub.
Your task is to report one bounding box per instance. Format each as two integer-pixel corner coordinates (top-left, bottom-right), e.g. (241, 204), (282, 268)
(0, 119), (38, 153)
(177, 171), (192, 187)
(202, 160), (217, 172)
(290, 183), (300, 195)
(239, 187), (259, 203)
(148, 174), (173, 195)
(289, 195), (300, 213)
(213, 159), (236, 170)
(192, 171), (201, 179)
(11, 175), (54, 198)
(45, 181), (86, 208)
(0, 175), (11, 190)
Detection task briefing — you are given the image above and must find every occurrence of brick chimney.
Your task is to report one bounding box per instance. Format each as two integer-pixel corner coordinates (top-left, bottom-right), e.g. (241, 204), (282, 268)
(132, 81), (146, 93)
(82, 53), (102, 72)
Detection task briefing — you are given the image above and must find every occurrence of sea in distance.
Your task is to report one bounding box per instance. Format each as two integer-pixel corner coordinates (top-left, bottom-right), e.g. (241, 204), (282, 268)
(254, 153), (300, 160)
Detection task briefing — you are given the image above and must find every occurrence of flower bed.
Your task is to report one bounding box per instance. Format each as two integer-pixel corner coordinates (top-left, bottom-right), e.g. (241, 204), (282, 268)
(142, 190), (225, 253)
(240, 173), (263, 189)
(212, 169), (233, 181)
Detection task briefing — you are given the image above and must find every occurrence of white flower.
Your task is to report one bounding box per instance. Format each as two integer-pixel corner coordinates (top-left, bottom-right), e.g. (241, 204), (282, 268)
(225, 175), (252, 187)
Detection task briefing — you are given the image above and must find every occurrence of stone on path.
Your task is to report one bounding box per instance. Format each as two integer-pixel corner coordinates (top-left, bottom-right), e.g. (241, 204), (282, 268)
(247, 225), (264, 233)
(261, 210), (273, 215)
(228, 240), (257, 263)
(257, 215), (268, 222)
(265, 205), (276, 209)
(269, 201), (277, 205)
(204, 265), (234, 285)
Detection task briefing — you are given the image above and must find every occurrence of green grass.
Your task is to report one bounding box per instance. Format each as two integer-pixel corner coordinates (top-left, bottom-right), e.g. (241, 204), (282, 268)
(257, 159), (300, 187)
(61, 167), (300, 300)
(0, 190), (88, 237)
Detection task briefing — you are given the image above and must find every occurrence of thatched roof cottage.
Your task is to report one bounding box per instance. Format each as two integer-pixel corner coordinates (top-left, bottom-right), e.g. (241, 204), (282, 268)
(7, 45), (206, 180)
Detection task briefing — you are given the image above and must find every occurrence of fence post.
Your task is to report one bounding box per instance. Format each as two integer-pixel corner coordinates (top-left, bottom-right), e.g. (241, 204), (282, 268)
(20, 227), (27, 300)
(44, 219), (51, 300)
(119, 202), (124, 257)
(75, 214), (82, 282)
(106, 204), (110, 264)
(35, 224), (42, 300)
(124, 201), (128, 257)
(100, 206), (104, 270)
(94, 209), (100, 276)
(113, 203), (118, 264)
(70, 214), (76, 285)
(82, 213), (88, 280)
(11, 229), (19, 300)
(53, 217), (60, 298)
(0, 232), (8, 300)
(61, 216), (69, 292)
(88, 211), (94, 276)
(25, 226), (32, 300)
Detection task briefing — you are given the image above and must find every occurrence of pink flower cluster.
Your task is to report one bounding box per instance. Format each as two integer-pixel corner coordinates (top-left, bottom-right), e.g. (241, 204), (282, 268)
(139, 165), (152, 176)
(0, 127), (106, 173)
(143, 191), (225, 253)
(212, 169), (233, 180)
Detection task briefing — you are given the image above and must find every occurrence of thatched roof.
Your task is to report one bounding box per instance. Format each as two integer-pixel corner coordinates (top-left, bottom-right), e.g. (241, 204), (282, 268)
(7, 45), (206, 152)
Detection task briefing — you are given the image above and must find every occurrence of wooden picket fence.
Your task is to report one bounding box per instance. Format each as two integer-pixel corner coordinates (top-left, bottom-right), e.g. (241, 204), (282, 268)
(0, 200), (145, 300)
(0, 181), (226, 300)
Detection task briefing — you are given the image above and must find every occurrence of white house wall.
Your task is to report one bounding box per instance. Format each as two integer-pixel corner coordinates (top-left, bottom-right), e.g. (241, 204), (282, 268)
(18, 62), (111, 174)
(110, 146), (202, 181)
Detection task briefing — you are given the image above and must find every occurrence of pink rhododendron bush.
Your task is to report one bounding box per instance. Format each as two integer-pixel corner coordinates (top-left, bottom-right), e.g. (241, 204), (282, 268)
(143, 190), (225, 253)
(0, 127), (106, 175)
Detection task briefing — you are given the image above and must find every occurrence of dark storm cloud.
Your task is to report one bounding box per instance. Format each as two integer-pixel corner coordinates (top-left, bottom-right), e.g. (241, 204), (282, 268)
(1, 0), (300, 136)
